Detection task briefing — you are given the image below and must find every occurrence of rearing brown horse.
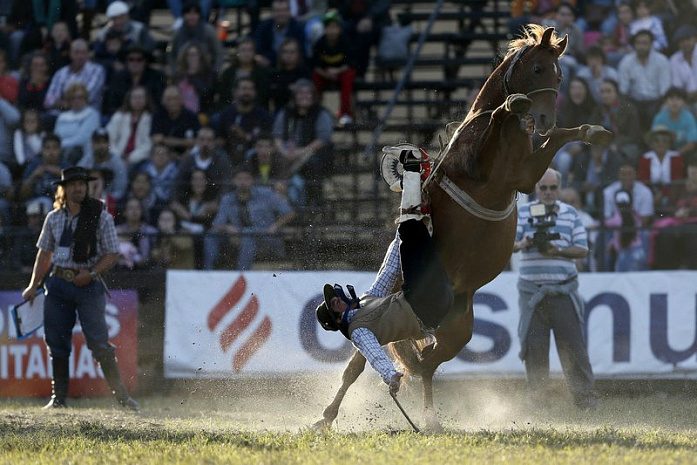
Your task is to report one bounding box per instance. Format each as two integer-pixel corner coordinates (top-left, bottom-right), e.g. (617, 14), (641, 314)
(313, 25), (612, 431)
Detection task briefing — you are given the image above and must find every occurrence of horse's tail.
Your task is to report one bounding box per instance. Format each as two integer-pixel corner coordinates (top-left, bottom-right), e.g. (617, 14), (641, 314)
(388, 339), (428, 377)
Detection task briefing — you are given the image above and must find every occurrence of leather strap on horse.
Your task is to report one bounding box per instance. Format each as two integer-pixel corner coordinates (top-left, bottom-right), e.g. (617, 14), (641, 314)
(439, 174), (516, 222)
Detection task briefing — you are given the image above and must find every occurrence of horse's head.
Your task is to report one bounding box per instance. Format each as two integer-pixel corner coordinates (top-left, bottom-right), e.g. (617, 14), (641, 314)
(504, 25), (567, 135)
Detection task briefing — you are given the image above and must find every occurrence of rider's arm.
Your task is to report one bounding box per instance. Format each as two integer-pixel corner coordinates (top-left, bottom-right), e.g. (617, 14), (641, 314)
(351, 328), (398, 384)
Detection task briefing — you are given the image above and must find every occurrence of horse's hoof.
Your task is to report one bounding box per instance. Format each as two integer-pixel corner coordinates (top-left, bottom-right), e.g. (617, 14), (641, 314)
(310, 418), (332, 432)
(422, 410), (443, 433)
(507, 93), (532, 116)
(585, 125), (613, 146)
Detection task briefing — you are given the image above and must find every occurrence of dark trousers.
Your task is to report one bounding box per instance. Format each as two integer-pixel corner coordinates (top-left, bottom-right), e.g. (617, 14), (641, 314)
(44, 275), (114, 361)
(523, 293), (595, 401)
(398, 219), (453, 329)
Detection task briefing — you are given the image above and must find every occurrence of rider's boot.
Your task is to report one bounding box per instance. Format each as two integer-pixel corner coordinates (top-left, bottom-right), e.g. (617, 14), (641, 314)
(398, 152), (431, 228)
(383, 145), (431, 193)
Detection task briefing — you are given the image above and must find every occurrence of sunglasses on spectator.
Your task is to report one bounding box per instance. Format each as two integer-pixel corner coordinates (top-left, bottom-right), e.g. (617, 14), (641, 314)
(538, 184), (558, 191)
(128, 56), (145, 62)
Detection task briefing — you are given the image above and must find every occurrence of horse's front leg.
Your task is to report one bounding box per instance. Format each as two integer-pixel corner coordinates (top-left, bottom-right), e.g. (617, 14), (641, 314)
(420, 294), (474, 432)
(536, 125), (613, 159)
(311, 349), (366, 431)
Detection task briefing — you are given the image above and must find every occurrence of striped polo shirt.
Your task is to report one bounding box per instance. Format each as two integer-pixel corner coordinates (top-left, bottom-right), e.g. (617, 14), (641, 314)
(515, 200), (588, 284)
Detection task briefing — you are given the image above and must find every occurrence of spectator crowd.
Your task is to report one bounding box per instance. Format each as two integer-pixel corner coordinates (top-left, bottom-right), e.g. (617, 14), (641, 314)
(0, 0), (694, 272)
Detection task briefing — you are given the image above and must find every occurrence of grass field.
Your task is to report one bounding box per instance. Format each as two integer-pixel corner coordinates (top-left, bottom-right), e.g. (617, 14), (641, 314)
(2, 377), (697, 464)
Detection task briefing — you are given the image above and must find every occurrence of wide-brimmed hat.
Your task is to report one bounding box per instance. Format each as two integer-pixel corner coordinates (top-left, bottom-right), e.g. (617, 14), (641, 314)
(644, 125), (675, 145)
(316, 284), (340, 331)
(53, 166), (98, 186)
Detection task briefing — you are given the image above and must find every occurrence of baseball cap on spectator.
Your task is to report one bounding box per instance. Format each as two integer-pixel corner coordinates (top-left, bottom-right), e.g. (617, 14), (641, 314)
(322, 11), (343, 27)
(106, 1), (130, 18)
(672, 25), (697, 45)
(93, 128), (109, 140)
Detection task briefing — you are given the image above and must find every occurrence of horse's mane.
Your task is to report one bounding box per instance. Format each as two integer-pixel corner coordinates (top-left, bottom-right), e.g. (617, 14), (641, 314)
(506, 24), (566, 58)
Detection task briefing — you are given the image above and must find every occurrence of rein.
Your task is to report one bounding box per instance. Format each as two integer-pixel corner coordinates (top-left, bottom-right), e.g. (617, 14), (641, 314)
(425, 44), (558, 222)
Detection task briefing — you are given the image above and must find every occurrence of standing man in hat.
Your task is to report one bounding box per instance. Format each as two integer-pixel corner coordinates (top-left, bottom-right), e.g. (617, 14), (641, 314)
(21, 166), (139, 411)
(315, 146), (453, 396)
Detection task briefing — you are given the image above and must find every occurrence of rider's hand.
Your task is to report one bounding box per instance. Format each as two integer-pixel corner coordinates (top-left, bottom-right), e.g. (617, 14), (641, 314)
(389, 372), (403, 397)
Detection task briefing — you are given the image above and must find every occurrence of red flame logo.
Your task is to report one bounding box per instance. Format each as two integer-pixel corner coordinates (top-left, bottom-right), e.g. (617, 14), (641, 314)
(207, 276), (272, 372)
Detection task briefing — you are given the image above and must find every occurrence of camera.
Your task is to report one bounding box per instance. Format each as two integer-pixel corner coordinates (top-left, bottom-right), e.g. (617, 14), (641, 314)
(528, 203), (560, 253)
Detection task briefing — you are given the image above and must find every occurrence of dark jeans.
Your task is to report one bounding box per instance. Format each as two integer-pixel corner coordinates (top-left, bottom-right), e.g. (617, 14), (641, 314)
(523, 293), (595, 401)
(398, 219), (453, 329)
(44, 275), (113, 361)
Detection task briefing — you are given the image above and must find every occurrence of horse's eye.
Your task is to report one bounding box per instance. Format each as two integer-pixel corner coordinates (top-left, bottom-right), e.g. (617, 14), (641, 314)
(534, 65), (542, 74)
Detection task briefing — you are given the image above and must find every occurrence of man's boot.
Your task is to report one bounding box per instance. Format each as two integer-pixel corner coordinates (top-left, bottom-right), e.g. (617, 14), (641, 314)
(43, 357), (69, 409)
(99, 354), (140, 412)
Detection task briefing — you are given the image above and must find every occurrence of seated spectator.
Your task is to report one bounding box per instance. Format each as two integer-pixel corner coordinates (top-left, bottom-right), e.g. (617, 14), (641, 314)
(94, 1), (155, 54)
(11, 200), (47, 273)
(170, 169), (219, 267)
(88, 167), (117, 217)
(651, 87), (697, 160)
(669, 26), (697, 108)
(216, 36), (271, 109)
(106, 86), (154, 169)
(211, 77), (273, 164)
(605, 189), (648, 271)
(569, 143), (622, 214)
(254, 0), (307, 68)
(603, 161), (654, 227)
(269, 38), (312, 113)
(0, 95), (20, 169)
(139, 144), (179, 207)
(83, 129), (129, 201)
(151, 207), (195, 269)
(123, 170), (163, 225)
(542, 2), (584, 90)
(311, 12), (357, 126)
(174, 41), (216, 115)
(203, 163), (295, 270)
(247, 132), (305, 208)
(651, 160), (697, 269)
(617, 29), (671, 132)
(173, 127), (234, 199)
(273, 78), (333, 210)
(592, 78), (643, 162)
(53, 82), (100, 165)
(115, 197), (158, 270)
(93, 30), (126, 88)
(333, 0), (391, 78)
(19, 133), (65, 211)
(575, 46), (619, 104)
(638, 125), (684, 215)
(17, 51), (50, 113)
(602, 1), (633, 67)
(629, 0), (668, 51)
(42, 20), (71, 75)
(168, 2), (223, 74)
(105, 44), (167, 117)
(560, 186), (598, 272)
(44, 39), (106, 112)
(0, 50), (18, 105)
(151, 85), (201, 160)
(13, 109), (45, 170)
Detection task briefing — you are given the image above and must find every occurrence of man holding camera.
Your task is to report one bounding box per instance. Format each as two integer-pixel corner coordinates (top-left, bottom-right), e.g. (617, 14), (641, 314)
(512, 168), (597, 410)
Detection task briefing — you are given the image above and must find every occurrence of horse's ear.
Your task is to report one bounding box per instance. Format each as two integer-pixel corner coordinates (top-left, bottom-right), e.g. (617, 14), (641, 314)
(541, 27), (555, 46)
(556, 34), (568, 57)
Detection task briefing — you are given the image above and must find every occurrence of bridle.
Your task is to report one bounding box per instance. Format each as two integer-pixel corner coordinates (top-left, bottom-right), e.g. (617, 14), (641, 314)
(426, 44), (561, 222)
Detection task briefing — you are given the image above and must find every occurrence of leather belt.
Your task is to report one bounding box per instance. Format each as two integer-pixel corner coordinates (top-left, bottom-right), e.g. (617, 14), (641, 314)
(51, 267), (79, 282)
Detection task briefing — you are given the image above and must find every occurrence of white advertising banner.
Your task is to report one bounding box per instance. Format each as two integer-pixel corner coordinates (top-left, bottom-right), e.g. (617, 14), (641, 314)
(164, 270), (697, 379)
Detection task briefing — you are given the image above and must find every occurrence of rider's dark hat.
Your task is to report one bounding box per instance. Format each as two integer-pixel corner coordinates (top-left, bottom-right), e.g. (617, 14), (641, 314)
(316, 284), (340, 331)
(53, 166), (98, 186)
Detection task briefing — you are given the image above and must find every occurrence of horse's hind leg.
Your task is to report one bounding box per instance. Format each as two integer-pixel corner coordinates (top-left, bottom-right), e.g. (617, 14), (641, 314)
(311, 350), (366, 431)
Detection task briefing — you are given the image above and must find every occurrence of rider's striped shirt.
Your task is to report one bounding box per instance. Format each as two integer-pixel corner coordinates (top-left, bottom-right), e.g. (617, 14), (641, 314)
(516, 200), (588, 284)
